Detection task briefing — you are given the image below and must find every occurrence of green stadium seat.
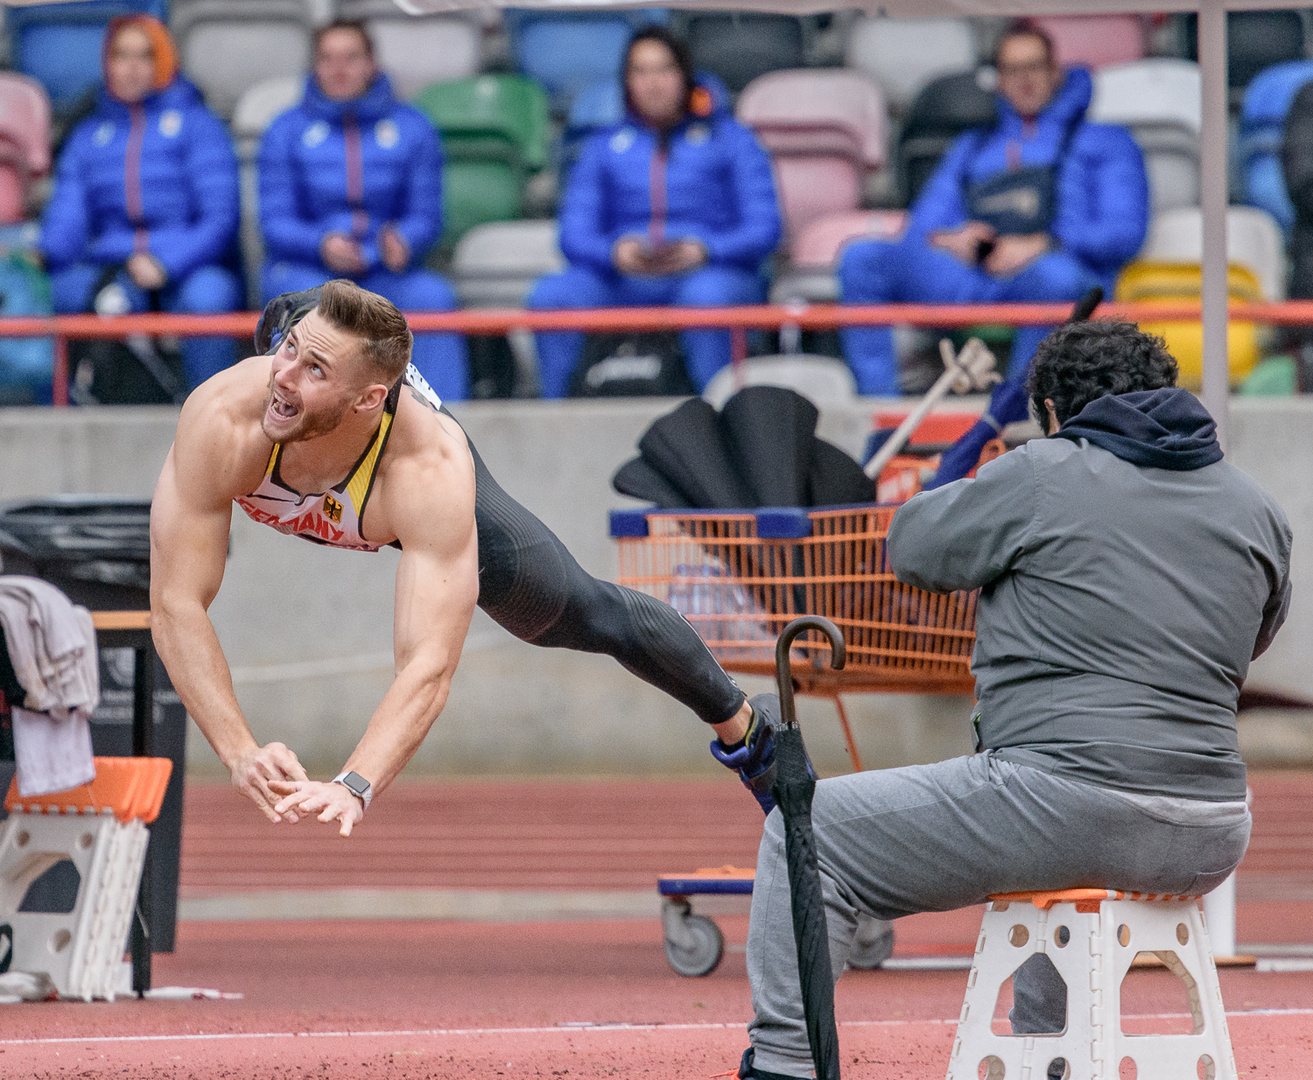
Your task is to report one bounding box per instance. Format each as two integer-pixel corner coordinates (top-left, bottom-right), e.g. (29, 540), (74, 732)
(413, 74), (550, 173)
(414, 75), (551, 244)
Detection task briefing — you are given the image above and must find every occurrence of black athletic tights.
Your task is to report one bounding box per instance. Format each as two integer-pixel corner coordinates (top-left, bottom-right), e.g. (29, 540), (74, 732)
(453, 416), (746, 727)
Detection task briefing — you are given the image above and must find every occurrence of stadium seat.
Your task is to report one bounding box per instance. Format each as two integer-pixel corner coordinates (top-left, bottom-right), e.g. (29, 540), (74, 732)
(769, 209), (906, 304)
(1239, 60), (1313, 236)
(5, 0), (167, 112)
(682, 13), (808, 96)
(451, 219), (564, 309)
(171, 0), (319, 118)
(414, 74), (550, 173)
(702, 355), (857, 410)
(896, 70), (996, 207)
(737, 69), (888, 240)
(1031, 15), (1146, 71)
(232, 76), (304, 308)
(561, 79), (624, 172)
(0, 75), (52, 226)
(504, 8), (668, 114)
(1138, 205), (1286, 302)
(337, 0), (481, 101)
(1090, 59), (1202, 212)
(414, 75), (550, 244)
(843, 17), (977, 115)
(1184, 10), (1308, 90)
(1116, 261), (1262, 389)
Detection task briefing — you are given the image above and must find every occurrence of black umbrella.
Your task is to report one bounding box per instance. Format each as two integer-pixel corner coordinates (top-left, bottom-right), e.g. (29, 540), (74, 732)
(772, 615), (847, 1080)
(719, 385), (819, 506)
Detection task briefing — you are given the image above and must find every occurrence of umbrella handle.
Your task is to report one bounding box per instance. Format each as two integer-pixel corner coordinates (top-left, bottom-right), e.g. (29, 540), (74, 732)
(774, 616), (846, 730)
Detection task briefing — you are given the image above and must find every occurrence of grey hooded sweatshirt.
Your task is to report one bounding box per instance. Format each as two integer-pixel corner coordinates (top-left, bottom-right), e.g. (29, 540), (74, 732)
(887, 388), (1291, 802)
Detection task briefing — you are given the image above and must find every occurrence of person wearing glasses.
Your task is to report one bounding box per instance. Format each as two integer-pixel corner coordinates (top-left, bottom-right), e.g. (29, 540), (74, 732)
(838, 21), (1149, 395)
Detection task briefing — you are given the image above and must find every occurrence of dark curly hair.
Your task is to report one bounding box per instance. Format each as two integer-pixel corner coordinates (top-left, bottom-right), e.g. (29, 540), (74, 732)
(1027, 320), (1179, 432)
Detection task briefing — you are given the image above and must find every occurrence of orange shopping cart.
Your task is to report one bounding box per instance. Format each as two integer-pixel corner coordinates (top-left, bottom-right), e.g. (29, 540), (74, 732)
(611, 500), (982, 975)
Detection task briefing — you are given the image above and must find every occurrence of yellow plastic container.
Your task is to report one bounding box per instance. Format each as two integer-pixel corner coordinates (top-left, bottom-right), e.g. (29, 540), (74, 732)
(1114, 261), (1264, 389)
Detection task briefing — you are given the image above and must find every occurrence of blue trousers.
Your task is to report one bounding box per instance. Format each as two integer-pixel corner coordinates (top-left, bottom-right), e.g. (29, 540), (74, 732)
(525, 264), (765, 398)
(263, 262), (469, 402)
(837, 234), (1103, 395)
(51, 262), (242, 389)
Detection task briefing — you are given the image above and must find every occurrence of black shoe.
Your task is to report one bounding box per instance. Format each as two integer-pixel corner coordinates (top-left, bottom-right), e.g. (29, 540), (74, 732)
(736, 1047), (811, 1080)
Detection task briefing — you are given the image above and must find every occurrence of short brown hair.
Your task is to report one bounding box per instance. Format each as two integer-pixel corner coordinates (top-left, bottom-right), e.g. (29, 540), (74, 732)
(994, 19), (1056, 68)
(313, 19), (374, 59)
(316, 279), (412, 385)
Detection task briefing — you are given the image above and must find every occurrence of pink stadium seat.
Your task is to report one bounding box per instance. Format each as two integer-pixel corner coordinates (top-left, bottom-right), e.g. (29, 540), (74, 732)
(0, 73), (50, 224)
(790, 209), (907, 267)
(1032, 15), (1146, 71)
(737, 69), (888, 240)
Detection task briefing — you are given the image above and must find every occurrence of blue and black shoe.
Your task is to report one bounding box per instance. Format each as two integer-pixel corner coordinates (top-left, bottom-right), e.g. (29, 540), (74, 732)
(709, 693), (815, 816)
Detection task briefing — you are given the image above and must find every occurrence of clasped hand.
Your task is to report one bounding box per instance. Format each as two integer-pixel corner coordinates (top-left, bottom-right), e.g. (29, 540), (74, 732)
(229, 742), (363, 836)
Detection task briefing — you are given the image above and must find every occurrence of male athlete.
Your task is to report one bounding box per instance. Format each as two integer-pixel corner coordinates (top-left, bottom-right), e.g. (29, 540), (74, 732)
(149, 280), (783, 835)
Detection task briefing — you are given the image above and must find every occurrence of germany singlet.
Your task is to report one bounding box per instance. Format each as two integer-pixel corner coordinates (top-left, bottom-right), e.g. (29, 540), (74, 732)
(234, 363), (442, 551)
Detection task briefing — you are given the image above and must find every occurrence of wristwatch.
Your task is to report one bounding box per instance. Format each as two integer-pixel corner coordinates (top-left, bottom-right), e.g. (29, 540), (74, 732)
(332, 770), (372, 810)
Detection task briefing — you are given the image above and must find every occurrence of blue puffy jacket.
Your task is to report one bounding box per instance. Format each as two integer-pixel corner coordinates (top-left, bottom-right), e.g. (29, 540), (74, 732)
(559, 79), (782, 273)
(909, 68), (1149, 288)
(259, 74), (443, 272)
(40, 77), (238, 282)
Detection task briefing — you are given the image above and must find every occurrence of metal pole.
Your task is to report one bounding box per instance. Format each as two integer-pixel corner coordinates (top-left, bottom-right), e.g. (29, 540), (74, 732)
(131, 642), (154, 996)
(1198, 0), (1230, 449)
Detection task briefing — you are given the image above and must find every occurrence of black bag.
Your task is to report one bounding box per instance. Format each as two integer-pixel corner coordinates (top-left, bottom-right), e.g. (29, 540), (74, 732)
(569, 332), (694, 397)
(962, 118), (1081, 238)
(68, 266), (188, 405)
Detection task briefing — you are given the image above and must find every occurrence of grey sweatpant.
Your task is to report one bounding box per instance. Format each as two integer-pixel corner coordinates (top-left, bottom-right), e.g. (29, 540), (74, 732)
(747, 752), (1252, 1077)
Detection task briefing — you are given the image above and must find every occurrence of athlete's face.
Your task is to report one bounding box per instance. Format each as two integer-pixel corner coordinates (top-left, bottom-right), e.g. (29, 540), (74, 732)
(314, 27), (376, 103)
(263, 310), (375, 443)
(106, 25), (155, 105)
(626, 39), (686, 130)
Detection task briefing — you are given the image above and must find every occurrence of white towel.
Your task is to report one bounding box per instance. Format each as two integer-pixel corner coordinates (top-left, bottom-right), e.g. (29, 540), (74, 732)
(0, 576), (100, 797)
(0, 576), (99, 720)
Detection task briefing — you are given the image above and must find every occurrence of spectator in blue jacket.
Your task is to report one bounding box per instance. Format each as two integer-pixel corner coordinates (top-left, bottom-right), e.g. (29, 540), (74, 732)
(527, 26), (782, 397)
(839, 21), (1149, 395)
(259, 20), (466, 400)
(40, 15), (241, 389)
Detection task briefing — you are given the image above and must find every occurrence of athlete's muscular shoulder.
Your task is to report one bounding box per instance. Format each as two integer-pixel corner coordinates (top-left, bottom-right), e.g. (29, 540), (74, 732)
(367, 382), (476, 550)
(169, 356), (277, 504)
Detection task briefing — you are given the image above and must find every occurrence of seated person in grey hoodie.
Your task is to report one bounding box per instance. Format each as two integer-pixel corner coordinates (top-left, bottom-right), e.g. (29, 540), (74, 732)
(735, 320), (1292, 1080)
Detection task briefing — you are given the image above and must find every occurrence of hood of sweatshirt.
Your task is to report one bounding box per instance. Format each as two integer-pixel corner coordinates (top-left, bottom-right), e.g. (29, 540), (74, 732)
(1055, 387), (1224, 471)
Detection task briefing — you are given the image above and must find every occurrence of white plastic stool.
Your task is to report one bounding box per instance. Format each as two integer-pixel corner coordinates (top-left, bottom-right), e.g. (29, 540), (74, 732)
(946, 888), (1237, 1080)
(0, 757), (171, 1002)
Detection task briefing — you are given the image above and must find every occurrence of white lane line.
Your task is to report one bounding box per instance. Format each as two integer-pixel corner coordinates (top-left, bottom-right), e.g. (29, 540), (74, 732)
(1, 1008), (1309, 1049)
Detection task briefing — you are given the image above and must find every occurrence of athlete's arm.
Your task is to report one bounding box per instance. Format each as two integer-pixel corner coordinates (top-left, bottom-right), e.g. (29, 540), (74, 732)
(272, 411), (480, 835)
(150, 377), (309, 822)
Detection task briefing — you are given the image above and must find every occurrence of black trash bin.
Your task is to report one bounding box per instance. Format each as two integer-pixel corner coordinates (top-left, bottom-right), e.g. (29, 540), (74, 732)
(0, 497), (186, 953)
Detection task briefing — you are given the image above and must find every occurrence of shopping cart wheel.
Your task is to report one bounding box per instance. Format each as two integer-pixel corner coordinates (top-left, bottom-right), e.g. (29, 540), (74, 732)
(662, 897), (725, 977)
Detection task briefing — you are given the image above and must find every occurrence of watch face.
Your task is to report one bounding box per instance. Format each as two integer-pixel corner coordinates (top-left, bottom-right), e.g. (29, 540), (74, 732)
(341, 772), (370, 796)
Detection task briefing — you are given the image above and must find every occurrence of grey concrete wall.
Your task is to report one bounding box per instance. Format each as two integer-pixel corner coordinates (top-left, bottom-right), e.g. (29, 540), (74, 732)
(0, 396), (1308, 779)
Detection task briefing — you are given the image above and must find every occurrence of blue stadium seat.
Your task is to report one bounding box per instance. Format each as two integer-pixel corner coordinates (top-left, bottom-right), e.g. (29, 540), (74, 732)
(504, 8), (668, 114)
(6, 0), (168, 112)
(1240, 59), (1313, 236)
(561, 79), (624, 171)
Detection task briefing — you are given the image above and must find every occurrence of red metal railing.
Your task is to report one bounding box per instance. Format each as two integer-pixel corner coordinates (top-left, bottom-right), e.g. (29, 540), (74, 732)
(6, 300), (1309, 405)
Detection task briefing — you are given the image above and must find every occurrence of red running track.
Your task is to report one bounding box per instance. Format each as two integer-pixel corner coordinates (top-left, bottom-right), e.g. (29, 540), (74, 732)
(1, 773), (1309, 1077)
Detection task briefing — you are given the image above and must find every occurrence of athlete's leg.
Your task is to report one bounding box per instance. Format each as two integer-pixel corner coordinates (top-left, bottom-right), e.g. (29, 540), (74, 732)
(261, 261), (331, 305)
(165, 264), (242, 387)
(49, 263), (105, 313)
(363, 268), (469, 401)
(988, 251), (1103, 381)
(670, 266), (766, 391)
(524, 265), (625, 398)
(450, 410), (747, 726)
(838, 235), (986, 395)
